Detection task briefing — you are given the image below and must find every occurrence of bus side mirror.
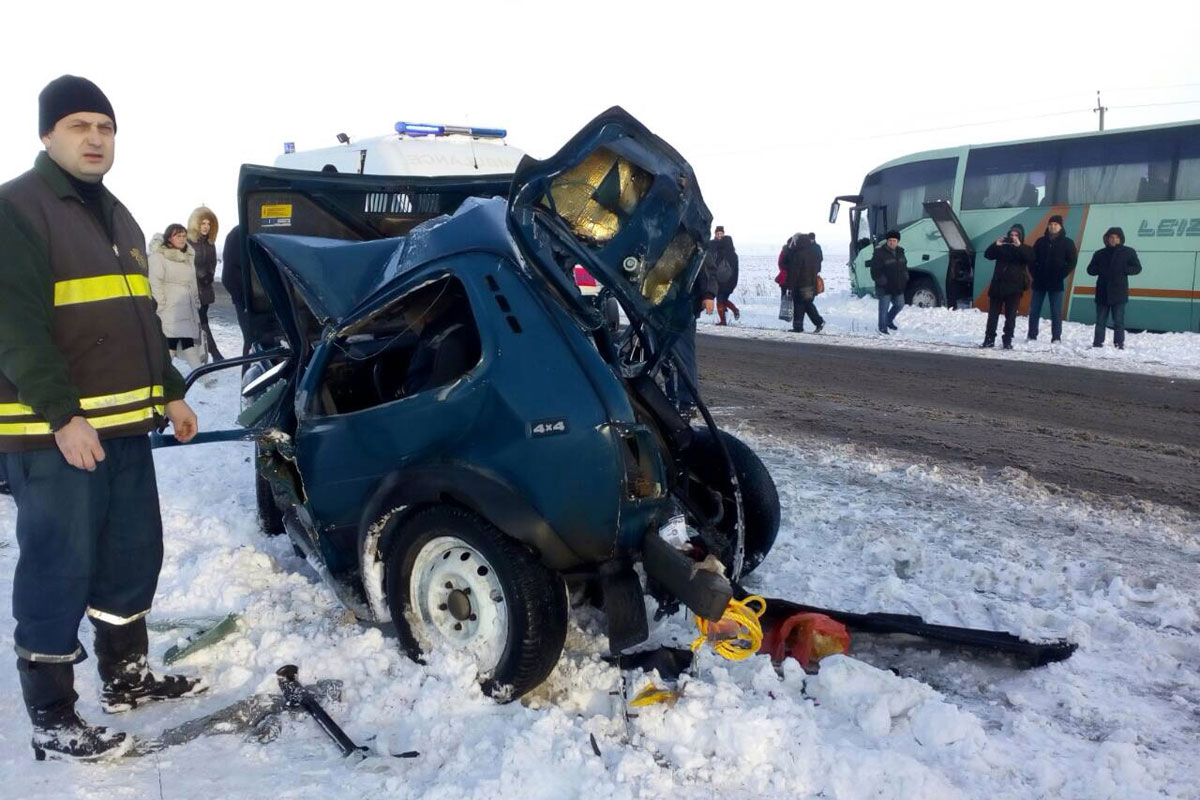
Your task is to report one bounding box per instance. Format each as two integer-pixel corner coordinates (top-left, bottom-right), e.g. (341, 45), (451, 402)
(828, 201), (840, 225)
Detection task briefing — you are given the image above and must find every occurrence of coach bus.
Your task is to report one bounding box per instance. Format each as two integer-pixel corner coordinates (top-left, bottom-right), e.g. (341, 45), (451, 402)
(829, 120), (1200, 332)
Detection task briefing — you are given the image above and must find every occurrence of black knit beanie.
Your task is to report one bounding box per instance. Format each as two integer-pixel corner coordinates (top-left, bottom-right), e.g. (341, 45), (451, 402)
(38, 75), (116, 137)
(1048, 214), (1064, 226)
(885, 229), (901, 241)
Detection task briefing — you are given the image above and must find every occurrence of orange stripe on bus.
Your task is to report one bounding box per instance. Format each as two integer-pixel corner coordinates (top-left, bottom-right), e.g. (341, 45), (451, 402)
(1072, 287), (1200, 299)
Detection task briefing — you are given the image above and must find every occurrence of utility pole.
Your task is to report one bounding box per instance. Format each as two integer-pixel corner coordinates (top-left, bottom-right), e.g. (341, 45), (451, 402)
(1094, 90), (1107, 131)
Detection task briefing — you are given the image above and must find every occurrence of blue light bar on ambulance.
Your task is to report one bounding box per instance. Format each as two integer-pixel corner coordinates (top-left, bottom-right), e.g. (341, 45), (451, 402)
(394, 121), (507, 139)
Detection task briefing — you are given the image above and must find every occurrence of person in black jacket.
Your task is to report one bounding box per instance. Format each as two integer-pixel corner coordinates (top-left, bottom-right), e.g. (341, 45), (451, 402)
(781, 233), (824, 332)
(711, 226), (740, 325)
(188, 206), (223, 360)
(1086, 227), (1142, 349)
(981, 223), (1033, 348)
(867, 230), (907, 334)
(1028, 215), (1077, 342)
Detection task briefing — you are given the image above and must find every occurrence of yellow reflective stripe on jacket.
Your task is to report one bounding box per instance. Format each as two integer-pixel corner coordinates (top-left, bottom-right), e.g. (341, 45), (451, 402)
(0, 405), (162, 435)
(53, 273), (152, 306)
(0, 385), (163, 418)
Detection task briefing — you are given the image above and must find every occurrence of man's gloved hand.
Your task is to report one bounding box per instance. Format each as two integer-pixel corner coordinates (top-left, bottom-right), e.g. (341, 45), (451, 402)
(54, 416), (106, 471)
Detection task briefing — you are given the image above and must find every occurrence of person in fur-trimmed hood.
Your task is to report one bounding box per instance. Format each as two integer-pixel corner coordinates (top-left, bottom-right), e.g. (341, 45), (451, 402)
(187, 206), (223, 360)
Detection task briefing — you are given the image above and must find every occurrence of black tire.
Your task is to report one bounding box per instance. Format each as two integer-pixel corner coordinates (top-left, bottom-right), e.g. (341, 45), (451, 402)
(686, 428), (781, 577)
(906, 274), (942, 308)
(384, 505), (568, 702)
(254, 444), (285, 536)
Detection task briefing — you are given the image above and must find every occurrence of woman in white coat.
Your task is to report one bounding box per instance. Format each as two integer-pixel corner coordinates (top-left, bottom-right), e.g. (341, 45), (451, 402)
(149, 223), (204, 369)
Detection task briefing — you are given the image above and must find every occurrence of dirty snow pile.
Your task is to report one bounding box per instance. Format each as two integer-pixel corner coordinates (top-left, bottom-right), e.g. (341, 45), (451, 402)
(1, 321), (1197, 800)
(705, 249), (1200, 380)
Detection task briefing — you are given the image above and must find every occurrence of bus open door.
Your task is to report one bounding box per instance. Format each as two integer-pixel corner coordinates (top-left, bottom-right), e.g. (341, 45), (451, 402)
(924, 201), (975, 309)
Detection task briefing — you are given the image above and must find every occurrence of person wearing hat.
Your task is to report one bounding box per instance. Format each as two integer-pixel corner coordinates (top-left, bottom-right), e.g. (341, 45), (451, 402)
(0, 75), (205, 761)
(1028, 215), (1078, 342)
(867, 230), (907, 334)
(981, 223), (1034, 348)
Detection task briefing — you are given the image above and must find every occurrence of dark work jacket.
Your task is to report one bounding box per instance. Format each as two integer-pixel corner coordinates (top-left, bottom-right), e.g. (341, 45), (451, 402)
(1086, 229), (1142, 305)
(709, 237), (739, 294)
(781, 237), (820, 297)
(867, 244), (907, 295)
(1030, 233), (1078, 291)
(191, 235), (218, 306)
(0, 153), (184, 452)
(984, 241), (1033, 299)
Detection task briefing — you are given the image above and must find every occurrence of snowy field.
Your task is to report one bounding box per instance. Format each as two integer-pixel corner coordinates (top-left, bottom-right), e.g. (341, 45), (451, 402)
(2, 317), (1198, 799)
(707, 248), (1200, 381)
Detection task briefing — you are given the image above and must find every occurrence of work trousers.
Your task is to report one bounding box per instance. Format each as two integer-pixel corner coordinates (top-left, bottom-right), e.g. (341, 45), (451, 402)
(5, 435), (163, 663)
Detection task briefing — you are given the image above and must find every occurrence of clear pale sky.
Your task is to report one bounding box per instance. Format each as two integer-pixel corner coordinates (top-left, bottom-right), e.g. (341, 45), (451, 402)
(2, 0), (1198, 253)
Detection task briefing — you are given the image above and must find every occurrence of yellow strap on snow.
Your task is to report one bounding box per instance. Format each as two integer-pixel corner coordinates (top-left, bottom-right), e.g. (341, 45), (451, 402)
(54, 273), (151, 306)
(0, 385), (164, 418)
(690, 595), (767, 661)
(0, 404), (162, 436)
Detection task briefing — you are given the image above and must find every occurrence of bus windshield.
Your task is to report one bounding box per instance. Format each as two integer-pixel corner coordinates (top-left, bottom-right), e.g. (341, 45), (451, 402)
(860, 157), (957, 238)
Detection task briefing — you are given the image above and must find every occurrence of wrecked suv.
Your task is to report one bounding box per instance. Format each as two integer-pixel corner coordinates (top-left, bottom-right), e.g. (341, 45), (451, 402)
(164, 108), (781, 700)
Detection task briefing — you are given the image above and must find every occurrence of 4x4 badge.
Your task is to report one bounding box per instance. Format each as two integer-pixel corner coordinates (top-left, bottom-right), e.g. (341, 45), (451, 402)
(530, 418), (568, 437)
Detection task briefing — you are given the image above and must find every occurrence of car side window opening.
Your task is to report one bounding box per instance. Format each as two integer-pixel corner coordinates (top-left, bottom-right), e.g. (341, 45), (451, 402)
(316, 277), (482, 415)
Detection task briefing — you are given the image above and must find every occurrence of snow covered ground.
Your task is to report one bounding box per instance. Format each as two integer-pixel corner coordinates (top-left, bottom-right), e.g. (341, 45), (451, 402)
(704, 250), (1200, 381)
(2, 317), (1198, 799)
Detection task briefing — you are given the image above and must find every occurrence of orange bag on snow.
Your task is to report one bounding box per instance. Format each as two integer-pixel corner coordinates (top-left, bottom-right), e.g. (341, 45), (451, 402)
(759, 612), (850, 671)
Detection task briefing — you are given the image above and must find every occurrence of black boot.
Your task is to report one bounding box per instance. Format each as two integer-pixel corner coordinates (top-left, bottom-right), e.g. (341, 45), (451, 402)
(19, 658), (130, 761)
(95, 618), (207, 713)
(32, 707), (131, 761)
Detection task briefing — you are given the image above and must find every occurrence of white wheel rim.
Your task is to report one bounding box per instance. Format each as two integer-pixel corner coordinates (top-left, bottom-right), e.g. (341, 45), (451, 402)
(912, 287), (938, 308)
(409, 535), (509, 673)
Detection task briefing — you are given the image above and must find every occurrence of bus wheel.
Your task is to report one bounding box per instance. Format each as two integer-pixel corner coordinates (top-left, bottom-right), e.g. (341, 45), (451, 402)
(907, 276), (942, 308)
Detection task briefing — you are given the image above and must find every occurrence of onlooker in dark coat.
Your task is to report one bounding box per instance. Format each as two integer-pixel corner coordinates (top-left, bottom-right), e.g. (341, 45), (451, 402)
(187, 206), (223, 361)
(781, 233), (824, 333)
(710, 226), (740, 325)
(1086, 227), (1142, 349)
(1028, 215), (1077, 342)
(981, 223), (1033, 348)
(867, 230), (907, 334)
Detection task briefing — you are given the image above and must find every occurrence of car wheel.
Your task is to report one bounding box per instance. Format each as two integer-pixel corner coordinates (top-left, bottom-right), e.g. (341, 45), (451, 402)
(906, 275), (941, 309)
(254, 445), (285, 536)
(686, 429), (781, 578)
(384, 505), (568, 702)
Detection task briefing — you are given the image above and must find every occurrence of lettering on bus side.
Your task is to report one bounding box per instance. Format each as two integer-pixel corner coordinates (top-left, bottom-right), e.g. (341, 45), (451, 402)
(1137, 218), (1200, 237)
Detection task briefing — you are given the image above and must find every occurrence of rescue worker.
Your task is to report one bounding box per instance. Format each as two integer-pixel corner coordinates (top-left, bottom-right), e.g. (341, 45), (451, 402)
(0, 76), (204, 762)
(187, 206), (223, 361)
(981, 223), (1033, 349)
(1085, 227), (1142, 349)
(1028, 214), (1077, 342)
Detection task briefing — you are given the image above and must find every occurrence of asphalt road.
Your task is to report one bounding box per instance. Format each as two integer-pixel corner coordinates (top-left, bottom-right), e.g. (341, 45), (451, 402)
(696, 333), (1200, 513)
